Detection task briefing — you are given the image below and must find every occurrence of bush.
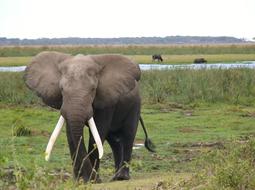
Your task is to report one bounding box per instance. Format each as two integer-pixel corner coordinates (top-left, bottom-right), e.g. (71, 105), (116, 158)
(1, 44), (255, 57)
(140, 69), (255, 105)
(13, 125), (31, 137)
(12, 119), (31, 137)
(2, 69), (255, 106)
(173, 138), (255, 189)
(0, 72), (40, 105)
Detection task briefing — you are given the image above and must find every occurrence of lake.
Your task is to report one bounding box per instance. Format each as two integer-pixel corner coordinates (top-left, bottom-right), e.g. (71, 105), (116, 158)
(1, 61), (255, 72)
(139, 61), (255, 70)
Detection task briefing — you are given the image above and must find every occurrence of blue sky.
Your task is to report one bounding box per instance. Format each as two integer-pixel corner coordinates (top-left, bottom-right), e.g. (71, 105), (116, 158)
(0, 0), (254, 39)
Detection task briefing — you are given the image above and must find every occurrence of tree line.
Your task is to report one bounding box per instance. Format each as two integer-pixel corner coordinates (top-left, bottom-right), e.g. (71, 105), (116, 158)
(0, 36), (249, 46)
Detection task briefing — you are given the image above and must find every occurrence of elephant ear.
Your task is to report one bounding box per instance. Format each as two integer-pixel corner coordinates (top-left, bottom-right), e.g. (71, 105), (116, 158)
(24, 51), (72, 109)
(91, 54), (141, 108)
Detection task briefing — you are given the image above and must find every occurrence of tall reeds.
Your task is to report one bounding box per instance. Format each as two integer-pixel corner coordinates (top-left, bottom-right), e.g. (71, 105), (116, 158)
(140, 68), (255, 105)
(1, 69), (255, 105)
(0, 44), (255, 57)
(0, 72), (40, 105)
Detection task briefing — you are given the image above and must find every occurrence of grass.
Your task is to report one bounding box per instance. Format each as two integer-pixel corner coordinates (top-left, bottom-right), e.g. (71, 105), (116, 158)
(0, 72), (40, 105)
(2, 69), (255, 106)
(1, 103), (255, 189)
(1, 54), (255, 66)
(171, 137), (255, 189)
(1, 61), (255, 188)
(0, 44), (255, 66)
(0, 57), (32, 67)
(93, 172), (189, 190)
(1, 44), (255, 57)
(141, 69), (255, 105)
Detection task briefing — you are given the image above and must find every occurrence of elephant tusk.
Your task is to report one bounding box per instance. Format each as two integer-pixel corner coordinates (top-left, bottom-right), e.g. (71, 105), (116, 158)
(45, 115), (65, 161)
(88, 117), (104, 159)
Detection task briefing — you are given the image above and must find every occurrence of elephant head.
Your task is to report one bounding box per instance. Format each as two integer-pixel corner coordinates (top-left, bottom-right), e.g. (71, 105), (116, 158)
(24, 51), (141, 181)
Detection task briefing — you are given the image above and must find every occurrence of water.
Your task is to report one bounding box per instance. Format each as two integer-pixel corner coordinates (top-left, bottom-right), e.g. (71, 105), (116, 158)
(139, 61), (255, 70)
(1, 61), (255, 72)
(0, 66), (26, 72)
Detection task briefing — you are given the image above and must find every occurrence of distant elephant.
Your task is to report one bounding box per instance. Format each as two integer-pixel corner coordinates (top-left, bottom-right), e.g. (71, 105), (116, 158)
(194, 58), (207, 64)
(24, 51), (155, 183)
(152, 54), (163, 62)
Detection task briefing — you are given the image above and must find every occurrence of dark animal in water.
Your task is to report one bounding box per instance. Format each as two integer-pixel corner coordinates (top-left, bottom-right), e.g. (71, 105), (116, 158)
(152, 54), (163, 62)
(194, 58), (207, 64)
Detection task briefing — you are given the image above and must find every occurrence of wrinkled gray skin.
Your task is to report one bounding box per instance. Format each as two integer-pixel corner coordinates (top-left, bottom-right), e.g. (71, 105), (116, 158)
(24, 51), (141, 182)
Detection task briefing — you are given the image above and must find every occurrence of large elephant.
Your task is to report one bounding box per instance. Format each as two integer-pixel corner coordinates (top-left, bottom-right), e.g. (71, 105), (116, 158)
(24, 51), (155, 183)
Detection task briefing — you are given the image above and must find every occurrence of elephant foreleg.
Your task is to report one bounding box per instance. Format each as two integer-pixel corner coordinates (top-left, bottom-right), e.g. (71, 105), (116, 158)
(66, 124), (82, 179)
(87, 107), (114, 182)
(107, 132), (124, 172)
(88, 134), (103, 182)
(66, 124), (95, 182)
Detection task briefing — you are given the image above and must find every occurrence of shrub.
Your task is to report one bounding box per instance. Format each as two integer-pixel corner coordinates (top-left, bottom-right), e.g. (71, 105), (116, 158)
(2, 69), (255, 106)
(13, 125), (31, 137)
(172, 138), (255, 189)
(140, 69), (255, 105)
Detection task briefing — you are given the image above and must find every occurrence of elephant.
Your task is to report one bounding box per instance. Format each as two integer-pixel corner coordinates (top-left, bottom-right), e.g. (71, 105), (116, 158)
(152, 54), (163, 62)
(194, 58), (207, 64)
(24, 51), (155, 183)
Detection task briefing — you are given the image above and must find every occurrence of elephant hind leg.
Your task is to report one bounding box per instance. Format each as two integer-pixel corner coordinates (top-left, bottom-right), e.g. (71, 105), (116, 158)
(111, 106), (140, 181)
(110, 131), (136, 181)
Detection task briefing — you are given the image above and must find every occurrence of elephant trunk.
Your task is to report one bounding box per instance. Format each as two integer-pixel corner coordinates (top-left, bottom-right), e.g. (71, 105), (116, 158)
(60, 98), (101, 182)
(65, 119), (96, 182)
(61, 101), (93, 126)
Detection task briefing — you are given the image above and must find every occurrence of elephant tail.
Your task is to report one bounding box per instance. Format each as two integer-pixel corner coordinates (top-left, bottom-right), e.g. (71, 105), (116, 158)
(139, 116), (156, 152)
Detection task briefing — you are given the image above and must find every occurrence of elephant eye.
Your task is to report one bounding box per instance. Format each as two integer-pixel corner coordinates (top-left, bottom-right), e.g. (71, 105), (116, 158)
(59, 81), (64, 91)
(87, 68), (96, 77)
(91, 86), (96, 92)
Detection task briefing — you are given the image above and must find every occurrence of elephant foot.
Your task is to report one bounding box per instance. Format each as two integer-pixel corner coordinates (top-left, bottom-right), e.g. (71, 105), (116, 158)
(111, 168), (130, 181)
(89, 176), (102, 184)
(79, 175), (102, 183)
(83, 169), (102, 183)
(74, 168), (102, 183)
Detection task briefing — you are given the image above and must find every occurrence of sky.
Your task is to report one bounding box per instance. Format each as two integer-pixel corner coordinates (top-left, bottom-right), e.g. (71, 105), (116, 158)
(0, 0), (254, 40)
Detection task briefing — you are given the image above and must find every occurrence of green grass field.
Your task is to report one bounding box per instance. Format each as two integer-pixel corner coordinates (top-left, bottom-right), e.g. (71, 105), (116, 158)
(1, 103), (255, 189)
(1, 54), (255, 67)
(1, 44), (255, 57)
(0, 104), (255, 189)
(1, 44), (255, 66)
(1, 68), (255, 189)
(1, 47), (255, 189)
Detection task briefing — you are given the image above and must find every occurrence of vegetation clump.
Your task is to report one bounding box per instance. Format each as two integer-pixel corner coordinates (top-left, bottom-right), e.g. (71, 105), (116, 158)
(172, 137), (255, 189)
(2, 69), (255, 106)
(13, 125), (31, 137)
